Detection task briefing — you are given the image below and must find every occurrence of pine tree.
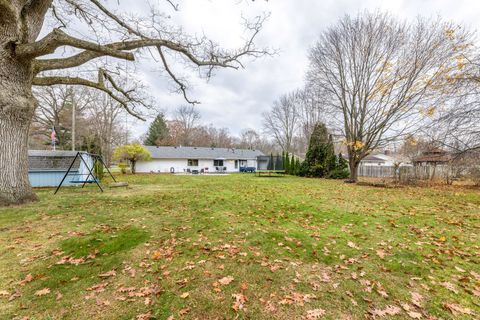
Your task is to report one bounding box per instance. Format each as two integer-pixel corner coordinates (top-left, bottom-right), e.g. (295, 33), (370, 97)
(275, 153), (283, 170)
(327, 152), (349, 179)
(268, 153), (274, 170)
(285, 152), (290, 174)
(295, 158), (301, 176)
(302, 122), (336, 177)
(290, 153), (295, 175)
(144, 113), (170, 146)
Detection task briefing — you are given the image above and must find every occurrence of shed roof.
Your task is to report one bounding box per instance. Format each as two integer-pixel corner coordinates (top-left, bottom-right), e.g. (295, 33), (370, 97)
(28, 150), (85, 157)
(144, 146), (264, 160)
(28, 150), (85, 170)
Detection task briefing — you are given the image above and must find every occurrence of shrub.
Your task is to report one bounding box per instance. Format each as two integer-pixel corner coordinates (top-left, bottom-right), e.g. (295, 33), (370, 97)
(118, 162), (129, 174)
(94, 161), (105, 181)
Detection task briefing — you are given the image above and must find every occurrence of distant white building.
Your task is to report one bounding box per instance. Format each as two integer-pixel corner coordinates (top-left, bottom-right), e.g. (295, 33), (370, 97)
(343, 153), (411, 167)
(360, 154), (396, 166)
(136, 146), (264, 174)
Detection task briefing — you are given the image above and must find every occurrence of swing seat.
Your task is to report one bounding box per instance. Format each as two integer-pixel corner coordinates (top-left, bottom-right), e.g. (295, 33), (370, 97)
(69, 180), (97, 184)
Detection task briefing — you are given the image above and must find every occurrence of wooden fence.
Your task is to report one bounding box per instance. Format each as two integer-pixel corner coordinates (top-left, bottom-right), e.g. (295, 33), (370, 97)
(357, 165), (449, 180)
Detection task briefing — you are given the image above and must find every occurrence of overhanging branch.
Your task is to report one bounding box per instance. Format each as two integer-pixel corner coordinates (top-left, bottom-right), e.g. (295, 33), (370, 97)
(16, 28), (135, 61)
(34, 37), (250, 73)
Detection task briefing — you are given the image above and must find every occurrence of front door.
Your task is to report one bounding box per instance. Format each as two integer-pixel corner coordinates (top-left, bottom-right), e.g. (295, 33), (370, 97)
(239, 160), (247, 170)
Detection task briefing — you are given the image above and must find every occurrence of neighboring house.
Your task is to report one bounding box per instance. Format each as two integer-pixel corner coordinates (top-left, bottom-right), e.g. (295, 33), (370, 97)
(342, 153), (397, 166)
(28, 150), (94, 187)
(360, 154), (396, 166)
(342, 152), (412, 168)
(136, 146), (264, 173)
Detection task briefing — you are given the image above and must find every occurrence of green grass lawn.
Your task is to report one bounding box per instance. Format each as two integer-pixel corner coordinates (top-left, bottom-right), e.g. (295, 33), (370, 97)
(0, 174), (479, 319)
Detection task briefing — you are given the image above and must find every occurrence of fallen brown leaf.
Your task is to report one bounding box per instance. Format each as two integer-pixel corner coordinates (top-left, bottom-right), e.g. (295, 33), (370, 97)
(305, 308), (326, 319)
(218, 276), (234, 285)
(34, 288), (51, 296)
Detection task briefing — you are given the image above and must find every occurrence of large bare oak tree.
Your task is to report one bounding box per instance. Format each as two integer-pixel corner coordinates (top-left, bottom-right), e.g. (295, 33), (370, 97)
(307, 12), (472, 181)
(0, 0), (268, 205)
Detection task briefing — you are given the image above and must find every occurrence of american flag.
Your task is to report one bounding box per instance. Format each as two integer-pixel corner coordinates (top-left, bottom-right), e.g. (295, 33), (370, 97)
(51, 127), (57, 150)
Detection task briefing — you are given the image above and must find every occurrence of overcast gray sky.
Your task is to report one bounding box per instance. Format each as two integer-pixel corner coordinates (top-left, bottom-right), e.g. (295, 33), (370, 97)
(126, 0), (480, 139)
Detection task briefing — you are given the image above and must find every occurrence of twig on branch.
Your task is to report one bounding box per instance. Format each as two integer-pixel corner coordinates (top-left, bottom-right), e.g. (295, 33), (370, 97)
(157, 46), (199, 104)
(165, 0), (180, 11)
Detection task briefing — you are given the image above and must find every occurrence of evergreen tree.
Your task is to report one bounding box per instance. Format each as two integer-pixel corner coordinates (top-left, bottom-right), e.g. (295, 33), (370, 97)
(285, 152), (290, 174)
(327, 152), (349, 179)
(268, 153), (274, 170)
(144, 113), (170, 146)
(302, 122), (337, 177)
(295, 158), (301, 176)
(290, 153), (295, 175)
(275, 153), (283, 170)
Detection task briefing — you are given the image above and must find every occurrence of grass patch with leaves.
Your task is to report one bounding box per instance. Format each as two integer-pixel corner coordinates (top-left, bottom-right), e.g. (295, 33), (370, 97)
(0, 174), (479, 319)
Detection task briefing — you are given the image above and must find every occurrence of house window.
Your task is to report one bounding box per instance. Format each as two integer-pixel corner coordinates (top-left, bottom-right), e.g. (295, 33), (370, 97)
(214, 160), (224, 166)
(187, 159), (198, 166)
(235, 160), (238, 169)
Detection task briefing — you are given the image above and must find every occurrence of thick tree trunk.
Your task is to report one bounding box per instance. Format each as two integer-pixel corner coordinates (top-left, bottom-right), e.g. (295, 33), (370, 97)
(347, 149), (360, 183)
(348, 161), (359, 182)
(0, 111), (37, 205)
(0, 53), (38, 205)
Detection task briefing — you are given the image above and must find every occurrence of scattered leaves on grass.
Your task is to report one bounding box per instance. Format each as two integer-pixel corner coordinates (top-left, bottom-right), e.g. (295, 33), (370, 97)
(410, 292), (423, 308)
(136, 311), (152, 320)
(232, 293), (248, 311)
(369, 305), (401, 317)
(407, 311), (423, 319)
(56, 256), (85, 265)
(86, 282), (108, 293)
(347, 241), (360, 249)
(179, 307), (190, 315)
(218, 276), (234, 285)
(376, 249), (386, 259)
(19, 274), (34, 286)
(305, 308), (326, 319)
(98, 270), (116, 278)
(440, 282), (458, 294)
(34, 288), (50, 296)
(442, 302), (474, 315)
(0, 290), (10, 298)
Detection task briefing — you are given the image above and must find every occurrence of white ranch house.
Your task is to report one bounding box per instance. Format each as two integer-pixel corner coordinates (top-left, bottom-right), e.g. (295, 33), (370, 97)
(136, 146), (264, 173)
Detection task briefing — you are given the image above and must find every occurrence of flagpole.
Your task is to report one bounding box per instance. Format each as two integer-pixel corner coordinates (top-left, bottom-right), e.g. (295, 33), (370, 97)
(52, 126), (56, 151)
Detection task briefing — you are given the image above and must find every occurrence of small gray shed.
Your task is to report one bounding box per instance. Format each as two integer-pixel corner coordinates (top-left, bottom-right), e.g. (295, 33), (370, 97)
(28, 150), (94, 187)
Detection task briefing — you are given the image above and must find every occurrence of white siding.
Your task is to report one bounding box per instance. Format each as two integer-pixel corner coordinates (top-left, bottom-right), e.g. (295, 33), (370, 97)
(136, 158), (258, 173)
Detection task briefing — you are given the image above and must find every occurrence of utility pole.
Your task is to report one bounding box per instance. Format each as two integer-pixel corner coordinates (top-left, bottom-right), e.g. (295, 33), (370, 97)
(71, 91), (76, 151)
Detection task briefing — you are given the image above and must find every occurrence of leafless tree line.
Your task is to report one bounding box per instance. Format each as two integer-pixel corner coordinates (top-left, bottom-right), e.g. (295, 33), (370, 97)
(144, 105), (278, 152)
(30, 85), (130, 166)
(264, 12), (480, 181)
(262, 89), (326, 155)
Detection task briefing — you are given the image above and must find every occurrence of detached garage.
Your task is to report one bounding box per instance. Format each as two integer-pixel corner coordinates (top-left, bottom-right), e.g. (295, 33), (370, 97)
(28, 150), (94, 187)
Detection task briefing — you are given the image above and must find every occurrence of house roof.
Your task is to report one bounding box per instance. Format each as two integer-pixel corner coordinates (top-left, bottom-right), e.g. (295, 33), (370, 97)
(144, 146), (264, 160)
(362, 154), (390, 162)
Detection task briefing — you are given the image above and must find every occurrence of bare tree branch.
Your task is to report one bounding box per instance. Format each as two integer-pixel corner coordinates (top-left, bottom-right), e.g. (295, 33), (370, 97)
(157, 46), (199, 104)
(32, 72), (146, 121)
(16, 28), (135, 60)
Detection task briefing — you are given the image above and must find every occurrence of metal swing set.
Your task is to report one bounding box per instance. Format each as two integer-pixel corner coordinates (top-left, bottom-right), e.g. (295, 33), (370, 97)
(54, 152), (116, 194)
